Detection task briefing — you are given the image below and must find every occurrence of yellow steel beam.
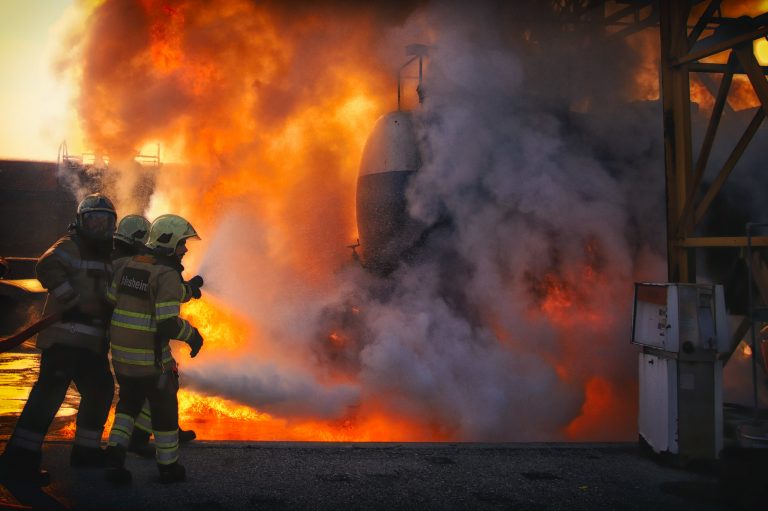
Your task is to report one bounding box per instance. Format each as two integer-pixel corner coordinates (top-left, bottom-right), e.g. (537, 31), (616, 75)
(660, 0), (694, 282)
(673, 24), (768, 66)
(674, 53), (735, 239)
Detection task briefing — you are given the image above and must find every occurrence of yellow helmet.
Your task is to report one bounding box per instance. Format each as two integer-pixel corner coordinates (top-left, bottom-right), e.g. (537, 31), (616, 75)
(115, 214), (150, 245)
(146, 214), (200, 253)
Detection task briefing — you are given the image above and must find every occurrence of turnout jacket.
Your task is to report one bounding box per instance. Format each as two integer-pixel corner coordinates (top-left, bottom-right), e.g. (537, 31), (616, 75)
(111, 239), (139, 262)
(107, 255), (197, 377)
(111, 243), (198, 303)
(35, 234), (112, 353)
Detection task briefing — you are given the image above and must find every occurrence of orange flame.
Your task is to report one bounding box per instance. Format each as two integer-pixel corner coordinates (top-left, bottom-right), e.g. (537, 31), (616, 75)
(564, 376), (637, 441)
(175, 388), (449, 441)
(180, 296), (251, 354)
(626, 3), (765, 112)
(523, 238), (638, 438)
(77, 1), (416, 441)
(59, 420), (77, 440)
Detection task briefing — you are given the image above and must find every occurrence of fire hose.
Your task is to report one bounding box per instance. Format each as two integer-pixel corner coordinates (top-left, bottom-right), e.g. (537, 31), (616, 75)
(0, 275), (203, 354)
(0, 311), (62, 354)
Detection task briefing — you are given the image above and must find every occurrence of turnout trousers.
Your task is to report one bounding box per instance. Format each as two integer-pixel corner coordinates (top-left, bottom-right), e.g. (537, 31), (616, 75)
(133, 360), (181, 434)
(8, 344), (114, 455)
(108, 371), (180, 465)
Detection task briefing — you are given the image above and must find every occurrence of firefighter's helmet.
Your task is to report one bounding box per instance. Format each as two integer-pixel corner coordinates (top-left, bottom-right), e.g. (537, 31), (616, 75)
(76, 193), (117, 241)
(146, 214), (200, 254)
(115, 215), (150, 245)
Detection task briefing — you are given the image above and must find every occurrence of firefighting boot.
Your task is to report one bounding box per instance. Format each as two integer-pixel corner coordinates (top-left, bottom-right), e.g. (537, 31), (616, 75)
(158, 461), (186, 483)
(70, 445), (107, 467)
(128, 428), (154, 458)
(178, 427), (196, 443)
(0, 446), (50, 486)
(104, 445), (131, 484)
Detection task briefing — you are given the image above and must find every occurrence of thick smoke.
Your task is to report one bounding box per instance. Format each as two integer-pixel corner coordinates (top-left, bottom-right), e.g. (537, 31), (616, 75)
(60, 0), (695, 441)
(55, 155), (156, 218)
(188, 2), (668, 440)
(185, 359), (359, 419)
(341, 3), (668, 440)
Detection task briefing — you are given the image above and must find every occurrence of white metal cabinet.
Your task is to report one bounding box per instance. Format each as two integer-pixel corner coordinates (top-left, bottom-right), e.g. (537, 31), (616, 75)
(632, 283), (726, 460)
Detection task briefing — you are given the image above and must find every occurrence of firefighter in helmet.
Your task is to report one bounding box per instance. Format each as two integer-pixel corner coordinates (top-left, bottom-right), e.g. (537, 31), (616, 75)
(105, 214), (203, 484)
(0, 193), (117, 484)
(112, 214), (201, 456)
(112, 214), (151, 260)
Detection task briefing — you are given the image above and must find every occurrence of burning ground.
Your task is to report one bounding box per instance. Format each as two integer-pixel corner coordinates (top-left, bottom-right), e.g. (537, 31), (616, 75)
(48, 0), (768, 441)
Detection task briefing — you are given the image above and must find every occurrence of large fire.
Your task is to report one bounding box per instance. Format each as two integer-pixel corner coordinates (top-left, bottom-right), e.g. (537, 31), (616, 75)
(72, 0), (427, 441)
(626, 1), (765, 112)
(173, 296), (454, 441)
(45, 0), (760, 443)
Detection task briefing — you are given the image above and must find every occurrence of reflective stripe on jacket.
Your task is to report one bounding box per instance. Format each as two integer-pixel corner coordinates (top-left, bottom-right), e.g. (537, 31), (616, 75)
(35, 235), (112, 353)
(108, 255), (195, 377)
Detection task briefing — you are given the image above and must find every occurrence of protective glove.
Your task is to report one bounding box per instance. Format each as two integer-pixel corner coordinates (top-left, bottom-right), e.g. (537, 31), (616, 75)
(187, 275), (204, 289)
(185, 275), (204, 300)
(187, 327), (204, 358)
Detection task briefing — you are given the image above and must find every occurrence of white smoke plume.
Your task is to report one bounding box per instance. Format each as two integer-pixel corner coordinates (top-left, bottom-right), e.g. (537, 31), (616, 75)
(185, 360), (360, 419)
(55, 155), (157, 220)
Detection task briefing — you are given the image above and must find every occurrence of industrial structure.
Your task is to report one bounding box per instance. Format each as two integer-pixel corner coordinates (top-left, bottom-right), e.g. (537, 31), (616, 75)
(0, 145), (159, 335)
(352, 0), (768, 463)
(655, 1), (768, 461)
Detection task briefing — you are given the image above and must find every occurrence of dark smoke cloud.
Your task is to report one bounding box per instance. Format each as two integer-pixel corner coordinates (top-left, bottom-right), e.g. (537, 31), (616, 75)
(356, 1), (666, 439)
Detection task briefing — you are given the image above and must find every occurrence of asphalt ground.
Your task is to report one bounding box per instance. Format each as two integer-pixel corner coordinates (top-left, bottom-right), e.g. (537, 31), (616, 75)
(1, 441), (764, 511)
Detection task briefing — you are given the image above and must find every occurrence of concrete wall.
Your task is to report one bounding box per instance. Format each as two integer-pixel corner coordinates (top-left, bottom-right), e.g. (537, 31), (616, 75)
(0, 160), (78, 260)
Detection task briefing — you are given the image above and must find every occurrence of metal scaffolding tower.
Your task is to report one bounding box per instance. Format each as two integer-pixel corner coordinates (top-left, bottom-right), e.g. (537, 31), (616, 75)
(659, 1), (768, 283)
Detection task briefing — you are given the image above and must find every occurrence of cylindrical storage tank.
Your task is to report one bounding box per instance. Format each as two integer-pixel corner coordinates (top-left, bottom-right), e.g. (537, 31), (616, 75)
(356, 111), (424, 274)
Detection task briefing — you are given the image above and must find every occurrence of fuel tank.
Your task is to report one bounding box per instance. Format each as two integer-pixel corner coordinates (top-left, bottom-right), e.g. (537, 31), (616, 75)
(356, 111), (424, 275)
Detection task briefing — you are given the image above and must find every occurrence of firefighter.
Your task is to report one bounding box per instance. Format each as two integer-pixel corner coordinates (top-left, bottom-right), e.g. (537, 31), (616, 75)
(112, 214), (151, 260)
(112, 215), (201, 456)
(0, 193), (117, 484)
(104, 214), (203, 484)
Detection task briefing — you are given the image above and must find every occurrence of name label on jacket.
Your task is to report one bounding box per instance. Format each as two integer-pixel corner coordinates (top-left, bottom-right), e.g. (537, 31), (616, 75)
(119, 267), (151, 298)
